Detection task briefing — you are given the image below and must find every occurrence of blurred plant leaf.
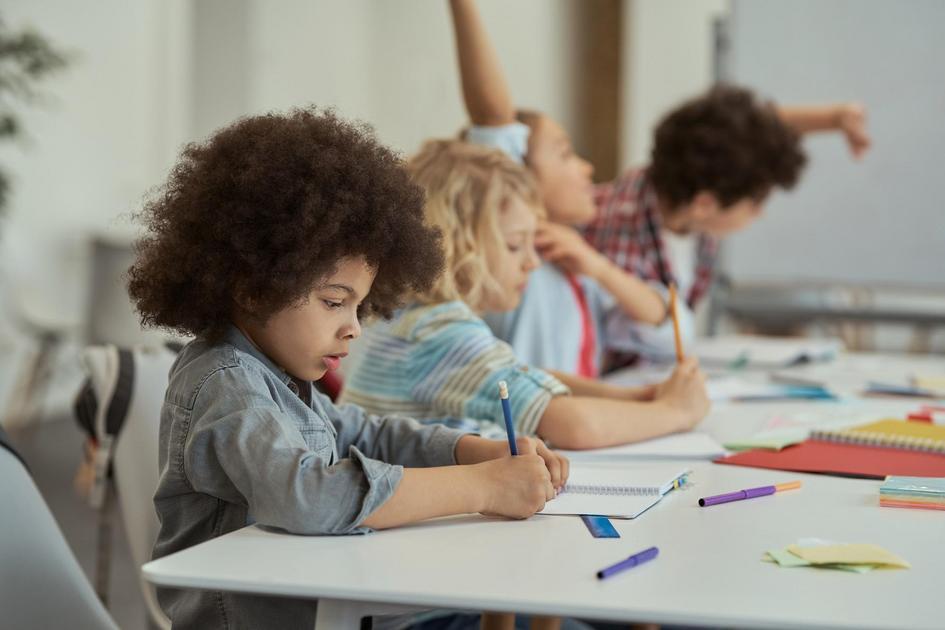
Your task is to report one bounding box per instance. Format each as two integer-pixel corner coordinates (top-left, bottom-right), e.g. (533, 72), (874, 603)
(0, 18), (70, 219)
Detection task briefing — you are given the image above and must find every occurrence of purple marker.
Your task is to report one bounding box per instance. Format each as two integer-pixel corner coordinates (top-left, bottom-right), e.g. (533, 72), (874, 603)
(698, 480), (802, 507)
(596, 546), (659, 579)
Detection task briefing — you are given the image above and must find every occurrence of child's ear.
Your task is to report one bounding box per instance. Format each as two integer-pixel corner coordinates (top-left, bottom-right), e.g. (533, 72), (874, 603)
(690, 191), (721, 221)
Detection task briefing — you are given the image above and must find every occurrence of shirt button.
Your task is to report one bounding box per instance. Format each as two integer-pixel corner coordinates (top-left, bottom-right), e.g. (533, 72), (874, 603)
(287, 381), (299, 395)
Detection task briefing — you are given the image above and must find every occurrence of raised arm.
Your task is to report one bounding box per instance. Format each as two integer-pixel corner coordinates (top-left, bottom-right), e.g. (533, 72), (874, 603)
(776, 102), (871, 159)
(449, 0), (516, 125)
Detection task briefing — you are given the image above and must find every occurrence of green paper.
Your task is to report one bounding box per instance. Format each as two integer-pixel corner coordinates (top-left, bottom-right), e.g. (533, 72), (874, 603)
(724, 428), (808, 451)
(764, 548), (876, 573)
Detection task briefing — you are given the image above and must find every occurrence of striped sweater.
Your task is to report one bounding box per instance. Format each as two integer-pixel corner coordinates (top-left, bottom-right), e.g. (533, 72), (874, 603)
(340, 301), (570, 439)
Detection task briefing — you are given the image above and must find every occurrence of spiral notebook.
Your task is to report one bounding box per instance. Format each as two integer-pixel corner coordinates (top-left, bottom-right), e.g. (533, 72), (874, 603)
(716, 420), (945, 479)
(539, 464), (688, 519)
(810, 419), (945, 454)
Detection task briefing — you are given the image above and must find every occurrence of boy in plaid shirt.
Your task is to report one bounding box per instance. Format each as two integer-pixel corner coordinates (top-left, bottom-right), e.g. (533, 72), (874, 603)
(583, 87), (869, 369)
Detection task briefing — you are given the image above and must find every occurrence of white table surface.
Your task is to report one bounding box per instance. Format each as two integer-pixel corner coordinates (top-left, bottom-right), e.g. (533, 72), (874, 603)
(143, 352), (945, 629)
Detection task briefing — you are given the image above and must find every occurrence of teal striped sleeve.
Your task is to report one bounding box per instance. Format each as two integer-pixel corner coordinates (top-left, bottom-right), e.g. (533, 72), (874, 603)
(409, 308), (570, 437)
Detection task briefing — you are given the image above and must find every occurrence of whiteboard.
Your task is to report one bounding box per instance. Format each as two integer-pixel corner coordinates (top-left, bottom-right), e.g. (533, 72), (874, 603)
(722, 0), (945, 289)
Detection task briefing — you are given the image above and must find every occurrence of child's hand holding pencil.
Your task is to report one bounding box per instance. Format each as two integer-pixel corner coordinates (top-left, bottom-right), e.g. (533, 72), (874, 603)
(477, 440), (557, 519)
(653, 357), (710, 430)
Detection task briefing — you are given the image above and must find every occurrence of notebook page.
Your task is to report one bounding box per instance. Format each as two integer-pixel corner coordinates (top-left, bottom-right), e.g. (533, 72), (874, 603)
(539, 464), (688, 518)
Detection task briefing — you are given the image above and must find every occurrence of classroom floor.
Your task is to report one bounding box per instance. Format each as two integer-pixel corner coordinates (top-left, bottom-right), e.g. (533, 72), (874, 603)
(8, 414), (148, 630)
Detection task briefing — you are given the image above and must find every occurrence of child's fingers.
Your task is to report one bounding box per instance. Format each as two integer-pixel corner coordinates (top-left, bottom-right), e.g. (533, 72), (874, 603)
(538, 244), (567, 263)
(515, 436), (538, 455)
(534, 233), (552, 247)
(535, 240), (557, 255)
(535, 227), (563, 246)
(544, 478), (556, 502)
(557, 452), (570, 488)
(540, 445), (563, 488)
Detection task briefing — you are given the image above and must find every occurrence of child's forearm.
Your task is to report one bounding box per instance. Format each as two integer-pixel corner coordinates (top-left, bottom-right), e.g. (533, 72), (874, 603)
(592, 258), (667, 325)
(537, 396), (686, 450)
(776, 103), (848, 133)
(548, 370), (650, 401)
(361, 465), (486, 529)
(449, 0), (516, 125)
(454, 434), (508, 464)
(776, 102), (869, 159)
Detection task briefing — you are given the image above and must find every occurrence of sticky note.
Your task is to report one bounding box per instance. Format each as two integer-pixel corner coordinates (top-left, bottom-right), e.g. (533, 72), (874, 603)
(764, 548), (874, 573)
(787, 544), (910, 569)
(724, 427), (808, 451)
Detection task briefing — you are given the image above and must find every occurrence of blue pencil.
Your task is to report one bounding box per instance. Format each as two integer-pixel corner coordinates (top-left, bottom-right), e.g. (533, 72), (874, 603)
(498, 380), (518, 455)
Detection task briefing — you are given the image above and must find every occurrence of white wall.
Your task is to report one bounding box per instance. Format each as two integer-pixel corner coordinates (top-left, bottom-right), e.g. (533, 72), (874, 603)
(0, 0), (191, 339)
(238, 0), (578, 155)
(620, 0), (729, 169)
(724, 0), (945, 289)
(0, 0), (580, 345)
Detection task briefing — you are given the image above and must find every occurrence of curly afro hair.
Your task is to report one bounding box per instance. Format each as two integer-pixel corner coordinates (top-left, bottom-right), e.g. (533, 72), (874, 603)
(127, 107), (444, 342)
(649, 84), (807, 209)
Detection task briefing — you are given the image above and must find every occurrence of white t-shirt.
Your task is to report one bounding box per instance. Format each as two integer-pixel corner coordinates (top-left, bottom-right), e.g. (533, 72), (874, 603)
(603, 226), (700, 361)
(662, 228), (697, 299)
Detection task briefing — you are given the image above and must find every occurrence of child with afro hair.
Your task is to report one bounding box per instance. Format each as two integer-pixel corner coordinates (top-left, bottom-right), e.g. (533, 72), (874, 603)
(129, 107), (567, 630)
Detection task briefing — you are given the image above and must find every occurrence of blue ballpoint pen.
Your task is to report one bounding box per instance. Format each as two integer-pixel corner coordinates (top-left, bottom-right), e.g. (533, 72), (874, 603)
(498, 380), (518, 455)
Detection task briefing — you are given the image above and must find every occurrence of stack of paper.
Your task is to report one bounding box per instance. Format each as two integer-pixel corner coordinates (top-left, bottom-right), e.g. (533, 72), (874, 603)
(865, 381), (945, 399)
(560, 432), (726, 461)
(879, 476), (945, 510)
(723, 427), (809, 452)
(764, 539), (910, 572)
(708, 376), (834, 402)
(692, 335), (843, 368)
(912, 374), (945, 394)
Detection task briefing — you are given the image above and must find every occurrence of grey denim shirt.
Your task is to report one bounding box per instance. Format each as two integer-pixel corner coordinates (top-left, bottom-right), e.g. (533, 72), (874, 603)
(152, 326), (468, 630)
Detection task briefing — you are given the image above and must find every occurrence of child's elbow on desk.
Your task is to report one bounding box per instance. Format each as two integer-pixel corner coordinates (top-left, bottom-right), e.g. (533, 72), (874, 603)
(537, 398), (607, 450)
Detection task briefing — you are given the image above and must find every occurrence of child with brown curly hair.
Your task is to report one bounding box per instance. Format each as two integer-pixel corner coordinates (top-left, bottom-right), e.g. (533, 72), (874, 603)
(128, 108), (568, 630)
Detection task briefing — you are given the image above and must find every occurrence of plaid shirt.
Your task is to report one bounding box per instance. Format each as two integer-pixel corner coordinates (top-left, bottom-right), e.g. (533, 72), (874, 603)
(583, 168), (718, 370)
(583, 167), (719, 309)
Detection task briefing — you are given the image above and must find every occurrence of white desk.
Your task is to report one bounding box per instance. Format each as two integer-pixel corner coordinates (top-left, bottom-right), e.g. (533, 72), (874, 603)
(143, 353), (945, 629)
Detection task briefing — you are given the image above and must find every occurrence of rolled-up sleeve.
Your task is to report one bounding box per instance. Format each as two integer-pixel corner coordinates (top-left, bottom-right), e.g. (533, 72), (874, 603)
(466, 122), (530, 164)
(412, 320), (570, 438)
(603, 281), (696, 361)
(324, 396), (469, 469)
(183, 368), (402, 535)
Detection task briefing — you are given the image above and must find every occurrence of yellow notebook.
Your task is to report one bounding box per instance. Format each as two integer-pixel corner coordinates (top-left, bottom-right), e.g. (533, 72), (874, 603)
(810, 419), (945, 454)
(913, 375), (945, 392)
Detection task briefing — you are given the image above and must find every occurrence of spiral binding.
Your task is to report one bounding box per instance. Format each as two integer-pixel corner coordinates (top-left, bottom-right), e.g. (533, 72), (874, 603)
(810, 429), (945, 454)
(562, 484), (660, 496)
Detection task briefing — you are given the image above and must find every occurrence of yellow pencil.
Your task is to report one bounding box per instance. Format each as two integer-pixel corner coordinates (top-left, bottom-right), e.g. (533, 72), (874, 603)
(669, 283), (684, 362)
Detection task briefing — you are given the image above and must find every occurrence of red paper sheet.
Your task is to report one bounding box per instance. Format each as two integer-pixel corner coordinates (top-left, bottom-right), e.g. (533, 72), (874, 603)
(714, 440), (945, 479)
